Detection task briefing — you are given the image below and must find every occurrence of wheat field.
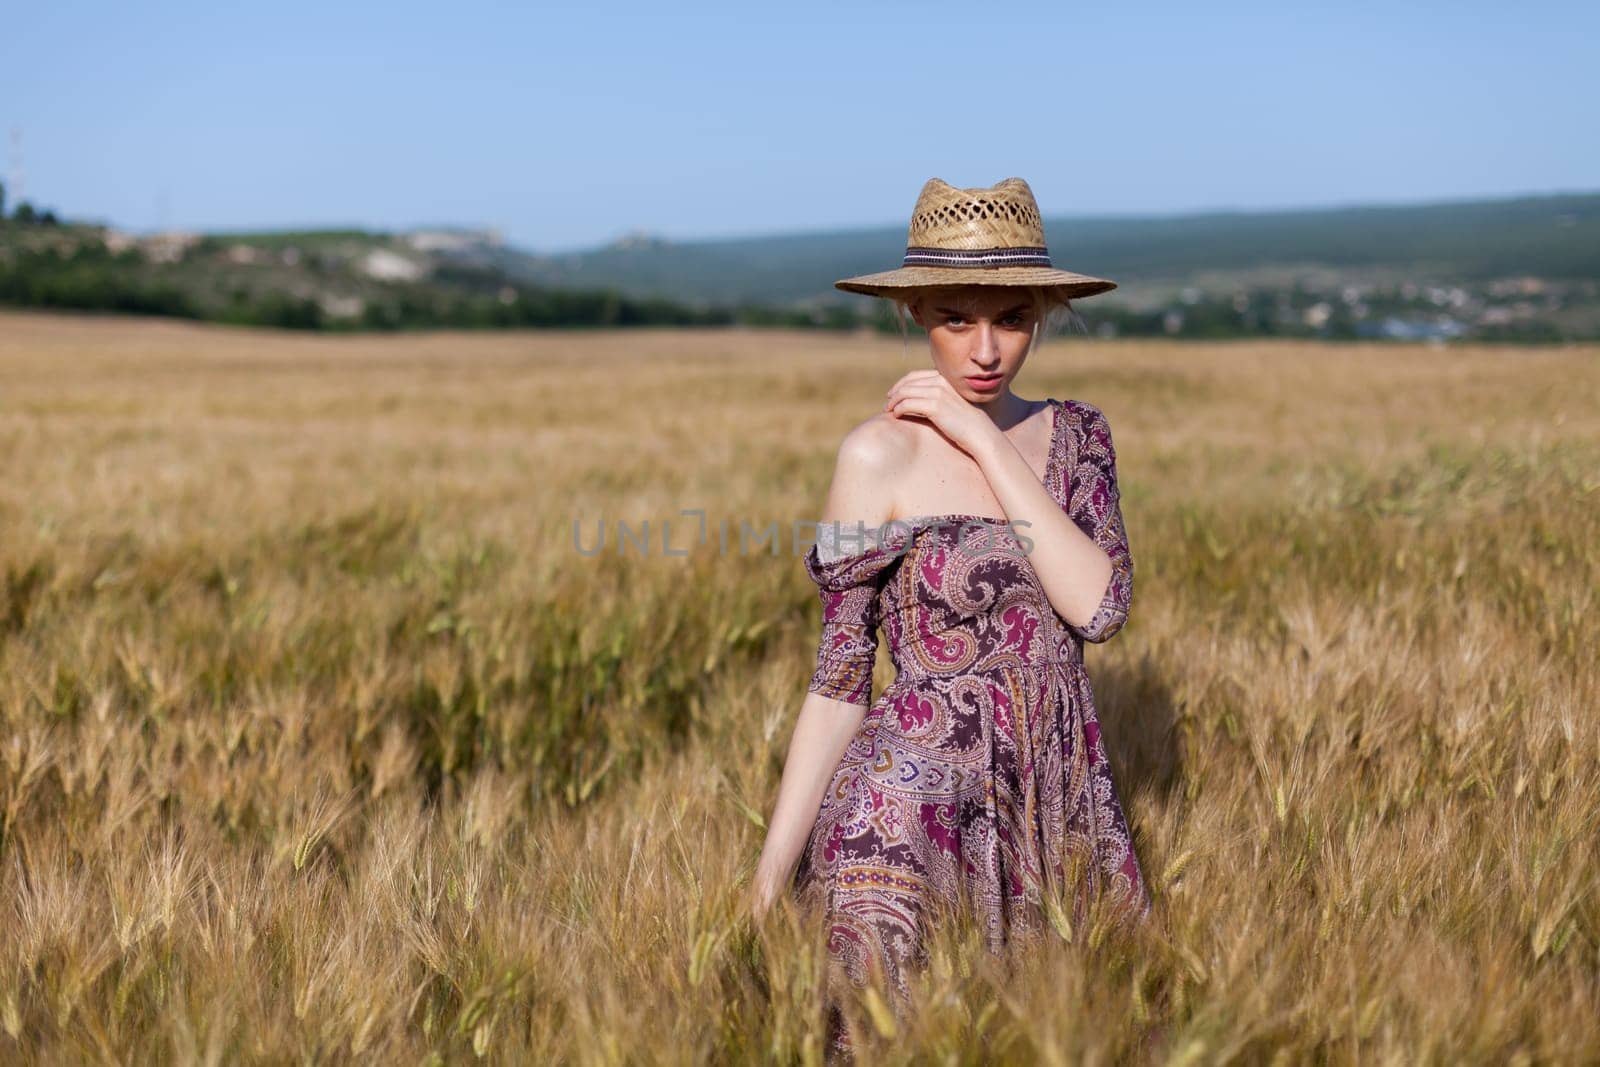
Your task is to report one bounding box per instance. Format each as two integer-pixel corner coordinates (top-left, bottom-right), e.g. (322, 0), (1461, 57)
(0, 308), (1596, 1064)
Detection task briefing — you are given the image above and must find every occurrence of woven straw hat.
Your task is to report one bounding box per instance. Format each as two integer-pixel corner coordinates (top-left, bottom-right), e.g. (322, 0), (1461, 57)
(835, 177), (1116, 301)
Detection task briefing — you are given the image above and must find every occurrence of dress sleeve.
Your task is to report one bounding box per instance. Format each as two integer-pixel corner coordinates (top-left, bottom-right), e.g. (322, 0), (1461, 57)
(1061, 402), (1133, 643)
(801, 525), (905, 708)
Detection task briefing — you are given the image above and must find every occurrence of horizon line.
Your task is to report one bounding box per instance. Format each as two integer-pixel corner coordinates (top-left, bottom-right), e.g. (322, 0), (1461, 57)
(48, 183), (1600, 256)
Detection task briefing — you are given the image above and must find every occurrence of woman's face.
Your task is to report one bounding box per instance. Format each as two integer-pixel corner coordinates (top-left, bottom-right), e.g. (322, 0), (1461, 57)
(908, 286), (1038, 402)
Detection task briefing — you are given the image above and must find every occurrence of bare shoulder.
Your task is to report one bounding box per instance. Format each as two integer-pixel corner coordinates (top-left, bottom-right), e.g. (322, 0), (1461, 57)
(819, 413), (917, 525)
(835, 411), (919, 470)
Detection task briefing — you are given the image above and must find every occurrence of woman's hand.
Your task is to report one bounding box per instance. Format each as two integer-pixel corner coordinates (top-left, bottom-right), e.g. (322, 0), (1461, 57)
(747, 868), (782, 921)
(883, 370), (1004, 458)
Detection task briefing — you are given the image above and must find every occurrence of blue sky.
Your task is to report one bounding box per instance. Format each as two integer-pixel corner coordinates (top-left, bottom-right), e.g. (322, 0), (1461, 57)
(2, 0), (1594, 251)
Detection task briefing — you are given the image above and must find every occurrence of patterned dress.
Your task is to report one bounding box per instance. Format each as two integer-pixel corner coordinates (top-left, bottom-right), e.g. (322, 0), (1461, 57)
(792, 396), (1150, 1019)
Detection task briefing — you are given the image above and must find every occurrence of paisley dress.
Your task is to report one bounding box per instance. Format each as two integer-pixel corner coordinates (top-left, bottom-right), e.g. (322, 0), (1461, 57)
(792, 396), (1150, 1018)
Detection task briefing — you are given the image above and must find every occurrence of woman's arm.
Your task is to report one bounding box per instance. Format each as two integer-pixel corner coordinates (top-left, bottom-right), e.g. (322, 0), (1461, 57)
(878, 372), (1129, 640)
(972, 401), (1129, 638)
(749, 417), (901, 917)
(749, 689), (868, 915)
(1053, 403), (1133, 642)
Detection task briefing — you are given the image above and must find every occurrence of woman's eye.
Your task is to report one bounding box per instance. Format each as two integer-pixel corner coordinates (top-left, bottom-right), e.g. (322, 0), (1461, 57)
(944, 316), (966, 326)
(1000, 315), (1023, 326)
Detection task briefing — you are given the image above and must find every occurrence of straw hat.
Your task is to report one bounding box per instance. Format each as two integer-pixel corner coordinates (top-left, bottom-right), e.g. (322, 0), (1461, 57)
(834, 177), (1116, 301)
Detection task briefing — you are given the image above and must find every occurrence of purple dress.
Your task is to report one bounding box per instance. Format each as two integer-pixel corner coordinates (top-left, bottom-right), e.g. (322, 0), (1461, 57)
(792, 397), (1150, 1010)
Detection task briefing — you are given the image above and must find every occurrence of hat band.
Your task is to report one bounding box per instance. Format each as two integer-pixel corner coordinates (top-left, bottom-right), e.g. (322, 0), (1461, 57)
(902, 246), (1053, 268)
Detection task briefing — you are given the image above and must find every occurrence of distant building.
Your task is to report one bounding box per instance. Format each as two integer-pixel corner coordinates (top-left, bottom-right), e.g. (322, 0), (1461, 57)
(319, 294), (366, 318)
(361, 248), (424, 282)
(611, 229), (669, 251)
(1489, 276), (1546, 298)
(141, 231), (200, 264)
(1356, 316), (1466, 341)
(405, 228), (503, 253)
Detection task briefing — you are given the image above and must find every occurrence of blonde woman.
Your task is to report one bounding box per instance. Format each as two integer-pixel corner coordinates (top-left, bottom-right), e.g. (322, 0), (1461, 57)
(750, 178), (1150, 1054)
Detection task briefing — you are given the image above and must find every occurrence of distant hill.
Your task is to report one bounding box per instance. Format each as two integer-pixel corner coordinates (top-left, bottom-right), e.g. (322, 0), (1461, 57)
(0, 222), (784, 332)
(482, 192), (1600, 308)
(2, 190), (1596, 341)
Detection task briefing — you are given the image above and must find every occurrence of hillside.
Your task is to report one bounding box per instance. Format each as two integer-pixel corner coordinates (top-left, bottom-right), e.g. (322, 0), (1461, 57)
(485, 191), (1600, 341)
(491, 192), (1600, 309)
(0, 221), (760, 332)
(2, 190), (1596, 340)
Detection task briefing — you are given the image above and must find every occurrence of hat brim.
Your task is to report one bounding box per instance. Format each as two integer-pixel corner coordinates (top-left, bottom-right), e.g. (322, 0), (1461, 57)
(833, 265), (1117, 300)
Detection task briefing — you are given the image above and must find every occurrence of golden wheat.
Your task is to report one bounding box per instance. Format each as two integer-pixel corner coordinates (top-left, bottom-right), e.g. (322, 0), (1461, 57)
(0, 309), (1596, 1063)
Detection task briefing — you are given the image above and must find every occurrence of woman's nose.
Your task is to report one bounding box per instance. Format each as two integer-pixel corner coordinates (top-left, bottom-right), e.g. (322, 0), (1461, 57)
(973, 322), (1001, 364)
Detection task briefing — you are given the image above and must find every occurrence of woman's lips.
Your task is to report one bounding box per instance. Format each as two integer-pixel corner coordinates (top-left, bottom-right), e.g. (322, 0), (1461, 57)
(965, 373), (1004, 392)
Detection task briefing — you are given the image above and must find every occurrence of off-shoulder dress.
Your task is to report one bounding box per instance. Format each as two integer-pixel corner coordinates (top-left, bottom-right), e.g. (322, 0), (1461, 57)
(792, 396), (1151, 1010)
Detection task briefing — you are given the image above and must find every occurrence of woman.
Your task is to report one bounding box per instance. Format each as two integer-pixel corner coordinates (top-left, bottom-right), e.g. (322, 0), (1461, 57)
(750, 177), (1150, 1050)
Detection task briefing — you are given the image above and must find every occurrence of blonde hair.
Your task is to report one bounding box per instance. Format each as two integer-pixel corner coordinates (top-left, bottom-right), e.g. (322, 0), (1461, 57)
(883, 285), (1088, 362)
